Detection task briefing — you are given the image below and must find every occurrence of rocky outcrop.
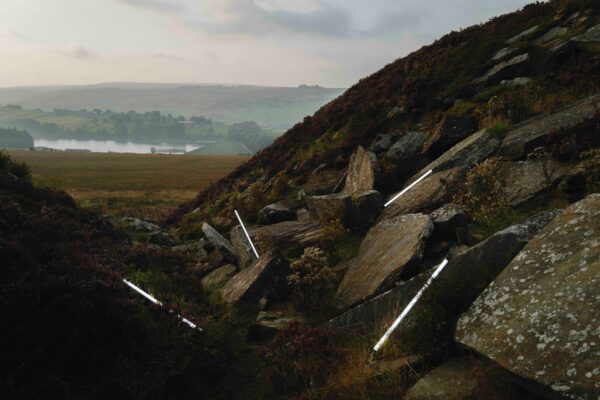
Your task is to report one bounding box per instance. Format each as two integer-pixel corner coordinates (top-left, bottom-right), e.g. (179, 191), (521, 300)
(230, 225), (256, 269)
(335, 213), (433, 310)
(422, 116), (479, 158)
(250, 221), (324, 247)
(534, 26), (568, 45)
(122, 217), (160, 232)
(369, 133), (395, 153)
(148, 231), (176, 247)
(506, 25), (540, 44)
(343, 146), (379, 196)
(456, 194), (600, 400)
(221, 250), (290, 305)
(257, 202), (297, 225)
(498, 94), (600, 159)
(473, 53), (530, 85)
(382, 167), (465, 219)
(492, 47), (517, 61)
(201, 264), (237, 291)
(385, 131), (426, 163)
(571, 24), (600, 52)
(202, 222), (237, 262)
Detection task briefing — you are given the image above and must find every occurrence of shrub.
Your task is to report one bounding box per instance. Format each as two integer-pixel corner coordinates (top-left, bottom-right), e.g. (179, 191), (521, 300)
(319, 218), (348, 248)
(453, 157), (510, 226)
(269, 322), (339, 394)
(487, 121), (512, 137)
(288, 247), (336, 311)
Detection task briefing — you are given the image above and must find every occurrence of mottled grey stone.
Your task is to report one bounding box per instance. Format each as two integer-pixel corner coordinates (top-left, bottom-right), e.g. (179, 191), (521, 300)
(474, 53), (530, 84)
(343, 146), (379, 196)
(202, 222), (237, 262)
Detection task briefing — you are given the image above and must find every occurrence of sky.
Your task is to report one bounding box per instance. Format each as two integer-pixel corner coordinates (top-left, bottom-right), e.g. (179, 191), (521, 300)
(0, 0), (534, 88)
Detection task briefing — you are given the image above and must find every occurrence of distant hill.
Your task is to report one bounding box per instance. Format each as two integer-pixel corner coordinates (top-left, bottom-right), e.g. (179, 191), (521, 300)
(188, 140), (253, 156)
(0, 83), (346, 130)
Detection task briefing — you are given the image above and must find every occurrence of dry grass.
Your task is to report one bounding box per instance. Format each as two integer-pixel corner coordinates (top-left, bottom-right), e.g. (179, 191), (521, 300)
(7, 150), (249, 218)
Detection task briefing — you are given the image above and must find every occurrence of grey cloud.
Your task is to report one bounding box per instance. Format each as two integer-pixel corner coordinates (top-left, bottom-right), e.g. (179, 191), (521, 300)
(60, 45), (95, 59)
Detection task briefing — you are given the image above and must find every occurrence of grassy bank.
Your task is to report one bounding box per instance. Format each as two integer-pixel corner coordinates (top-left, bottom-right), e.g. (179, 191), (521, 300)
(7, 150), (249, 219)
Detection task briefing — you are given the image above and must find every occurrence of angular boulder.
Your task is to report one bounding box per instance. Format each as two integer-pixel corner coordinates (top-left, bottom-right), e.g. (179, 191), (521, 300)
(250, 221), (324, 247)
(456, 194), (600, 400)
(335, 213), (433, 310)
(202, 222), (237, 262)
(421, 115), (479, 158)
(382, 167), (465, 220)
(498, 94), (600, 159)
(349, 190), (384, 231)
(306, 193), (353, 223)
(385, 131), (426, 162)
(201, 264), (237, 291)
(492, 47), (517, 61)
(430, 203), (469, 239)
(230, 225), (256, 269)
(257, 202), (297, 225)
(369, 133), (396, 153)
(343, 146), (379, 196)
(221, 250), (290, 305)
(506, 25), (540, 44)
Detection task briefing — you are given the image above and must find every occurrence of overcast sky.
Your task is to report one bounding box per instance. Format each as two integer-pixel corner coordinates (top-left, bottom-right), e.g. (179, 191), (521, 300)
(0, 0), (534, 88)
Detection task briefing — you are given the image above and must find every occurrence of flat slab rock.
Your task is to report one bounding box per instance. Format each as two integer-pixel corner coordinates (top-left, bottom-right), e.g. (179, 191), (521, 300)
(498, 94), (600, 159)
(221, 250), (289, 305)
(335, 213), (433, 310)
(202, 222), (237, 262)
(249, 220), (324, 247)
(456, 194), (600, 400)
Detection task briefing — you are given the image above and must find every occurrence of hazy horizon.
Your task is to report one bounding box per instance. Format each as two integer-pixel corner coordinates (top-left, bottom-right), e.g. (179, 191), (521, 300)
(0, 0), (533, 88)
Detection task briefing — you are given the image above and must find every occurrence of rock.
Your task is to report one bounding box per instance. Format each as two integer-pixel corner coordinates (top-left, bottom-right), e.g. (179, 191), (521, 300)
(404, 356), (518, 400)
(230, 225), (256, 269)
(202, 222), (237, 262)
(296, 208), (311, 222)
(343, 146), (379, 196)
(221, 250), (290, 305)
(172, 241), (208, 262)
(501, 76), (532, 87)
(257, 202), (297, 225)
(382, 167), (465, 219)
(571, 24), (600, 53)
(534, 26), (569, 45)
(473, 53), (530, 85)
(122, 217), (160, 232)
(430, 203), (469, 239)
(148, 231), (176, 247)
(247, 311), (304, 341)
(348, 211), (559, 352)
(349, 190), (384, 231)
(499, 94), (600, 159)
(456, 195), (600, 400)
(492, 47), (517, 61)
(499, 158), (571, 206)
(306, 193), (353, 223)
(506, 25), (540, 44)
(385, 131), (427, 163)
(250, 221), (324, 247)
(368, 133), (395, 153)
(422, 115), (479, 158)
(201, 264), (237, 291)
(335, 213), (433, 310)
(412, 128), (501, 177)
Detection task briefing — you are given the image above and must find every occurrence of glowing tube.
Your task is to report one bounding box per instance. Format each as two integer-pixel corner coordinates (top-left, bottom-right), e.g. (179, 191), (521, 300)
(123, 279), (202, 332)
(372, 258), (449, 354)
(235, 209), (260, 259)
(384, 169), (433, 207)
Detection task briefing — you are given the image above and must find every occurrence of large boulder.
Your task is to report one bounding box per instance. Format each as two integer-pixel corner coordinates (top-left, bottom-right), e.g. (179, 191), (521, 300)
(230, 225), (256, 269)
(343, 146), (379, 196)
(421, 115), (479, 158)
(413, 128), (501, 177)
(221, 250), (290, 305)
(430, 203), (469, 240)
(498, 94), (600, 159)
(456, 194), (600, 400)
(368, 133), (396, 153)
(349, 190), (384, 231)
(473, 53), (530, 85)
(335, 213), (433, 310)
(201, 264), (237, 291)
(381, 167), (465, 220)
(250, 221), (324, 247)
(385, 131), (426, 163)
(534, 26), (569, 45)
(202, 222), (237, 262)
(306, 193), (353, 223)
(506, 25), (540, 44)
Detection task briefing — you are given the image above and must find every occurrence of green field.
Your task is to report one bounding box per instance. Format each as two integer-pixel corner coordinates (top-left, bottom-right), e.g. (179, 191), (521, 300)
(7, 150), (249, 219)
